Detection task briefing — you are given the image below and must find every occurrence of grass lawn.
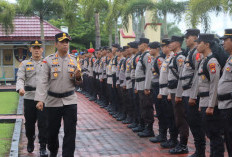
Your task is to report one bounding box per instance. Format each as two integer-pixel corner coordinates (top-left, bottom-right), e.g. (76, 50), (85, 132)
(0, 92), (19, 114)
(0, 123), (14, 156)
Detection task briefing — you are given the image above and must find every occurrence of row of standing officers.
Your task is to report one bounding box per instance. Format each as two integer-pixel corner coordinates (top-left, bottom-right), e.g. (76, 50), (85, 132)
(79, 28), (232, 157)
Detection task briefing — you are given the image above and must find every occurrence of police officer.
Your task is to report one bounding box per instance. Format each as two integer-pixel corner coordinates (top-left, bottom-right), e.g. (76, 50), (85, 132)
(16, 40), (48, 157)
(168, 36), (189, 154)
(148, 42), (166, 143)
(218, 29), (232, 157)
(35, 33), (80, 157)
(135, 38), (154, 137)
(181, 29), (206, 157)
(194, 34), (224, 157)
(88, 48), (97, 101)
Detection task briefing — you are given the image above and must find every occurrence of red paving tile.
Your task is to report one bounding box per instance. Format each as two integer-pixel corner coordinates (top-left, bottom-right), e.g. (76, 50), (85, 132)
(18, 92), (228, 157)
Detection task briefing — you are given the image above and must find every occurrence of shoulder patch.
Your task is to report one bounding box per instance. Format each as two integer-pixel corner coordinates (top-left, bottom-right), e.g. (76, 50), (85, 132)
(178, 58), (184, 66)
(209, 63), (216, 73)
(196, 53), (201, 62)
(148, 56), (152, 63)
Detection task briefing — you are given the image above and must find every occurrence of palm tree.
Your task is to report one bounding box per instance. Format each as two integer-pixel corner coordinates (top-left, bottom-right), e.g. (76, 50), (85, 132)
(80, 0), (108, 49)
(188, 0), (230, 32)
(0, 0), (15, 34)
(122, 0), (187, 38)
(17, 0), (78, 55)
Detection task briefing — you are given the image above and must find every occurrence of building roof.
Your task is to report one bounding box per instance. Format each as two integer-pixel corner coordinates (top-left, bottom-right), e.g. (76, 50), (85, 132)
(0, 16), (62, 41)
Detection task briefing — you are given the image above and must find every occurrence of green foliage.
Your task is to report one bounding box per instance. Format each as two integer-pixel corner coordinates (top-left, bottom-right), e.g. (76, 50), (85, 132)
(0, 0), (15, 34)
(0, 123), (14, 156)
(161, 22), (183, 38)
(0, 92), (18, 114)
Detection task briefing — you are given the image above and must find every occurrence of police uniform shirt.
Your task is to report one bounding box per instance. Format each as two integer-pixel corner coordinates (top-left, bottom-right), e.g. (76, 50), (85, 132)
(99, 56), (107, 80)
(159, 52), (174, 96)
(135, 51), (151, 91)
(112, 56), (118, 75)
(88, 56), (96, 77)
(34, 53), (78, 107)
(197, 53), (220, 108)
(168, 51), (185, 94)
(151, 56), (164, 84)
(119, 57), (126, 87)
(97, 58), (102, 80)
(107, 59), (113, 84)
(133, 53), (141, 90)
(125, 54), (134, 89)
(178, 50), (202, 97)
(16, 58), (43, 100)
(83, 58), (89, 76)
(93, 58), (99, 79)
(116, 58), (123, 85)
(218, 55), (232, 109)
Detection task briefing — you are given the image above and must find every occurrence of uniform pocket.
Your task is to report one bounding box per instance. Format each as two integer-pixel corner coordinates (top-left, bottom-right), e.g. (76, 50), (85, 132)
(51, 67), (61, 79)
(68, 67), (76, 80)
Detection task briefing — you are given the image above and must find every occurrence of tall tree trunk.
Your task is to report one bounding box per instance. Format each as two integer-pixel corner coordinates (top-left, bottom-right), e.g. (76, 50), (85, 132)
(114, 20), (119, 44)
(140, 12), (145, 38)
(163, 12), (168, 38)
(94, 12), (101, 49)
(39, 13), (45, 57)
(108, 29), (112, 47)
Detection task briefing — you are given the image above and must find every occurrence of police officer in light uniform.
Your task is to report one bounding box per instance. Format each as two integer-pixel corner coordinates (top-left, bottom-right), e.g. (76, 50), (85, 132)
(181, 29), (206, 157)
(148, 42), (165, 143)
(135, 38), (154, 137)
(16, 40), (48, 157)
(218, 29), (232, 157)
(193, 34), (224, 157)
(35, 33), (81, 157)
(167, 36), (189, 154)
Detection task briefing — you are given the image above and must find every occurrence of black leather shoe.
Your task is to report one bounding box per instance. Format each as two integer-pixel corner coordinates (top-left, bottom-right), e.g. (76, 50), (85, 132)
(169, 144), (188, 154)
(160, 139), (178, 148)
(50, 151), (58, 157)
(116, 114), (126, 121)
(149, 134), (167, 143)
(39, 143), (48, 157)
(188, 151), (206, 157)
(132, 124), (144, 132)
(27, 136), (35, 153)
(137, 124), (154, 137)
(127, 122), (137, 129)
(122, 116), (132, 124)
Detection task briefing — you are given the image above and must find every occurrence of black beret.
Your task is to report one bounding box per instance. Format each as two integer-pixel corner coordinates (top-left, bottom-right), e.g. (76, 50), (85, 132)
(122, 46), (129, 51)
(112, 44), (120, 49)
(149, 42), (160, 49)
(128, 41), (139, 48)
(161, 38), (171, 46)
(170, 36), (184, 43)
(30, 40), (42, 47)
(55, 32), (71, 41)
(184, 29), (200, 38)
(195, 34), (215, 43)
(139, 38), (150, 45)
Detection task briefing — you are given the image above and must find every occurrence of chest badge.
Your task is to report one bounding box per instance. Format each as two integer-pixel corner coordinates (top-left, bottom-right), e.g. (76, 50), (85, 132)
(54, 73), (58, 78)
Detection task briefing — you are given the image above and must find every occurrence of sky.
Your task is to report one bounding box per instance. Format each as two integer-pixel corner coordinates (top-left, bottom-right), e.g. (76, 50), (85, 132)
(6, 0), (232, 36)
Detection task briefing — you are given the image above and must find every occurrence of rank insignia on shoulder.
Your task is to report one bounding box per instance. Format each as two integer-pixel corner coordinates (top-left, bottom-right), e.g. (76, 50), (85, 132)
(42, 61), (47, 64)
(27, 62), (32, 65)
(209, 63), (216, 73)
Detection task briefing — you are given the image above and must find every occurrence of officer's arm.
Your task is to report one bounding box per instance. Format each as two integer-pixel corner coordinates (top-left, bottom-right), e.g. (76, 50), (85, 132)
(176, 56), (185, 98)
(16, 62), (26, 92)
(34, 58), (50, 103)
(144, 55), (152, 90)
(208, 59), (220, 108)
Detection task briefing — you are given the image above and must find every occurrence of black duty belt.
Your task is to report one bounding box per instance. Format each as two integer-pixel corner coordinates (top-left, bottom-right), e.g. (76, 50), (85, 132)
(152, 82), (159, 88)
(167, 80), (178, 89)
(218, 93), (232, 101)
(182, 84), (191, 90)
(135, 77), (145, 82)
(180, 75), (194, 80)
(126, 77), (131, 80)
(24, 86), (36, 91)
(48, 90), (75, 98)
(199, 92), (209, 97)
(107, 75), (112, 77)
(159, 84), (168, 88)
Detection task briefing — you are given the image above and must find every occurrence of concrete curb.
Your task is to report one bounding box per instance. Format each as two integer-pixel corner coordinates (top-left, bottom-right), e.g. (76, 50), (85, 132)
(9, 96), (24, 157)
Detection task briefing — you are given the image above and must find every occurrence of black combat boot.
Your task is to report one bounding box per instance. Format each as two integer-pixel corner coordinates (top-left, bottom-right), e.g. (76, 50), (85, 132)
(137, 123), (154, 137)
(160, 139), (178, 148)
(116, 113), (126, 121)
(27, 136), (35, 153)
(127, 122), (138, 129)
(149, 129), (167, 143)
(40, 143), (48, 157)
(132, 122), (145, 132)
(122, 115), (132, 124)
(169, 143), (189, 154)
